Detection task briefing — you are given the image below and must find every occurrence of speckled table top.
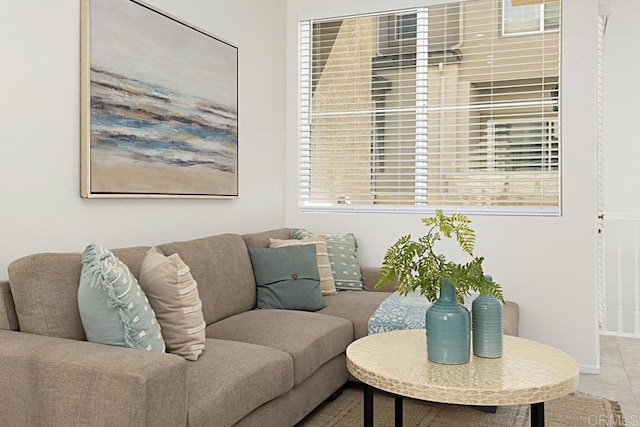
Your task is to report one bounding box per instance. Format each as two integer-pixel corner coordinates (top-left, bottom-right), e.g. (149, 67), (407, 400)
(346, 329), (579, 406)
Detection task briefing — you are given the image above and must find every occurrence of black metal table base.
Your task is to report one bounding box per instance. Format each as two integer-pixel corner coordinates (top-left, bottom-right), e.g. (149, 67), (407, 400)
(395, 394), (403, 427)
(362, 384), (546, 427)
(364, 385), (373, 427)
(531, 402), (545, 427)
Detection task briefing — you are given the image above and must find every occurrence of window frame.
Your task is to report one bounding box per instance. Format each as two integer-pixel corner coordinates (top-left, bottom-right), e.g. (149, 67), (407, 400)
(394, 12), (418, 41)
(298, 2), (562, 217)
(501, 0), (560, 37)
(483, 119), (559, 172)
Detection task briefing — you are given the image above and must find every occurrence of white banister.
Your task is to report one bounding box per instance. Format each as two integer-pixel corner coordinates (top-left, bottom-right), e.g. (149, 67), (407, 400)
(617, 221), (624, 335)
(602, 212), (640, 337)
(635, 221), (640, 335)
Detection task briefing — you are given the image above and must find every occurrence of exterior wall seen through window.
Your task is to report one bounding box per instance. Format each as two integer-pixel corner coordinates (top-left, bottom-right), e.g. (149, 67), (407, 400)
(299, 0), (562, 214)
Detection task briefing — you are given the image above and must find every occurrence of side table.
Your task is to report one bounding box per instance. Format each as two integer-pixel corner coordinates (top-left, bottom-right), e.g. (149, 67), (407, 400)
(346, 329), (579, 427)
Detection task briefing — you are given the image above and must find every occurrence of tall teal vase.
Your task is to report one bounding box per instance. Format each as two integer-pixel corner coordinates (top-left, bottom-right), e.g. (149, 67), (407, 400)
(472, 293), (503, 358)
(425, 278), (470, 364)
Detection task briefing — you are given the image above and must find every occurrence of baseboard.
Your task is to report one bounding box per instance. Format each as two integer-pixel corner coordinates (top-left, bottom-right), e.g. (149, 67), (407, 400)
(580, 364), (601, 374)
(601, 330), (640, 339)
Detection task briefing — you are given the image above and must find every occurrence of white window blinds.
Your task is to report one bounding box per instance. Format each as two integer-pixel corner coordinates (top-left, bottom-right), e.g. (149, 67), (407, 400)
(299, 0), (561, 215)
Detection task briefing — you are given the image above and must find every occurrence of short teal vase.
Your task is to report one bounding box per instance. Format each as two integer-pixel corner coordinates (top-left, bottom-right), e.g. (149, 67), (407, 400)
(472, 294), (503, 358)
(425, 279), (470, 364)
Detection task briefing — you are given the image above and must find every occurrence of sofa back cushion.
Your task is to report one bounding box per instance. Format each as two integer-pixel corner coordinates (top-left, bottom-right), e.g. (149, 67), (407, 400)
(7, 247), (149, 340)
(159, 234), (256, 325)
(242, 228), (292, 249)
(6, 229), (290, 338)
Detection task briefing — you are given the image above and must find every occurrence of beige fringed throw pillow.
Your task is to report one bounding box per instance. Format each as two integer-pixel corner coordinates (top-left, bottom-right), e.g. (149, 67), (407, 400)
(269, 237), (337, 296)
(139, 247), (206, 361)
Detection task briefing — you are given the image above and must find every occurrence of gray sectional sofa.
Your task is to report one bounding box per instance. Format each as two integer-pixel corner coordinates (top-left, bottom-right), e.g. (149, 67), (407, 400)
(0, 228), (519, 427)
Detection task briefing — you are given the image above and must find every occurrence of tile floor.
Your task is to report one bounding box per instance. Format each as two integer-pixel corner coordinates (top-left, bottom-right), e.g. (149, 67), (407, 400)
(578, 335), (640, 425)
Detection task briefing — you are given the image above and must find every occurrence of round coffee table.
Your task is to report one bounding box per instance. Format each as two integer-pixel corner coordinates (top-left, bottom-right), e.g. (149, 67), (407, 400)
(346, 329), (579, 427)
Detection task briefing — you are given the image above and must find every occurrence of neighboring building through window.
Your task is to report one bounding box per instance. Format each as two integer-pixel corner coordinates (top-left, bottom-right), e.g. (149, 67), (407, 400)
(478, 120), (558, 172)
(395, 12), (418, 41)
(298, 0), (562, 215)
(502, 0), (560, 36)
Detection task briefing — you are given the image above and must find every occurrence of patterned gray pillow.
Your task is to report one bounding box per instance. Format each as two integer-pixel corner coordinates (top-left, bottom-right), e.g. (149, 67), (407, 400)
(292, 229), (365, 291)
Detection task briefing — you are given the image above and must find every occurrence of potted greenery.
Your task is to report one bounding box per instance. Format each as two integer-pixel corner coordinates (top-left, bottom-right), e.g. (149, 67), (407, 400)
(376, 209), (504, 364)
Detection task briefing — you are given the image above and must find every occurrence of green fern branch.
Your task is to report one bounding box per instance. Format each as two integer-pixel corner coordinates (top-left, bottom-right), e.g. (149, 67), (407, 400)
(376, 210), (504, 304)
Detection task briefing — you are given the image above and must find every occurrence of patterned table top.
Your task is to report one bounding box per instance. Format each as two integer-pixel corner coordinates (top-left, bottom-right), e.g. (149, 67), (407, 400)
(346, 329), (579, 406)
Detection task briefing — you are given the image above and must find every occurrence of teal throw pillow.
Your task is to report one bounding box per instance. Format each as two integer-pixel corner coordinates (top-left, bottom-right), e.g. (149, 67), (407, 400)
(292, 229), (365, 291)
(78, 243), (165, 352)
(248, 245), (325, 311)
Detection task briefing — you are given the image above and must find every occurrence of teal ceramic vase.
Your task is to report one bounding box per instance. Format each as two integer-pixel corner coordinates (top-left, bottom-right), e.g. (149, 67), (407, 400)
(472, 284), (503, 358)
(425, 278), (470, 364)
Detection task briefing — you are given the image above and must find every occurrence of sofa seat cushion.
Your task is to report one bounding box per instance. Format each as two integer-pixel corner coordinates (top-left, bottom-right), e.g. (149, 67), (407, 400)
(318, 291), (392, 340)
(206, 310), (353, 385)
(186, 338), (293, 427)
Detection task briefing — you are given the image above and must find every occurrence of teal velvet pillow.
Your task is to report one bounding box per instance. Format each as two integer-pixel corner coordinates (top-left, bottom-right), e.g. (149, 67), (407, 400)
(77, 243), (165, 352)
(292, 229), (365, 291)
(248, 245), (325, 311)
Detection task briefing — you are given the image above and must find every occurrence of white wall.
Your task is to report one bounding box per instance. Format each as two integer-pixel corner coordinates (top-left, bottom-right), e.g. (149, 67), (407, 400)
(0, 0), (287, 279)
(0, 0), (602, 369)
(286, 0), (600, 370)
(603, 0), (640, 213)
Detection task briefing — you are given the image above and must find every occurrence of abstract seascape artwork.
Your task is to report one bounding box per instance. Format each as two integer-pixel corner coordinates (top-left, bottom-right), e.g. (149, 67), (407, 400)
(80, 0), (238, 198)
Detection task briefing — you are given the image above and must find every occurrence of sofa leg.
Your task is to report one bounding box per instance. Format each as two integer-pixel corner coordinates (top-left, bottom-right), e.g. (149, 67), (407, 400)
(327, 388), (343, 402)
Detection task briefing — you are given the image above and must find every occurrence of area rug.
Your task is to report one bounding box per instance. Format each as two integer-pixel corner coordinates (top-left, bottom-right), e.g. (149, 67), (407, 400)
(297, 387), (624, 427)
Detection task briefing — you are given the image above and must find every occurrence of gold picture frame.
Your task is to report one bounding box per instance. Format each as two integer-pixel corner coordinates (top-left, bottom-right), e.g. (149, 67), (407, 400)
(81, 0), (238, 198)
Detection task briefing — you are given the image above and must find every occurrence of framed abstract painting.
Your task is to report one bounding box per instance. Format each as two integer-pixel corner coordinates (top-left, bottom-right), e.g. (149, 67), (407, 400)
(80, 0), (238, 198)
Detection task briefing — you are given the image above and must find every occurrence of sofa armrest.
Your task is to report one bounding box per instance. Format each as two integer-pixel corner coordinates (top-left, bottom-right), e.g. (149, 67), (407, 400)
(361, 267), (395, 292)
(0, 330), (187, 427)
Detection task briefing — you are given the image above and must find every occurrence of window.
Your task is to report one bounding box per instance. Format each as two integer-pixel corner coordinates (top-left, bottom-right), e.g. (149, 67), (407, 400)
(502, 0), (560, 36)
(479, 120), (558, 171)
(299, 0), (562, 215)
(395, 13), (417, 41)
